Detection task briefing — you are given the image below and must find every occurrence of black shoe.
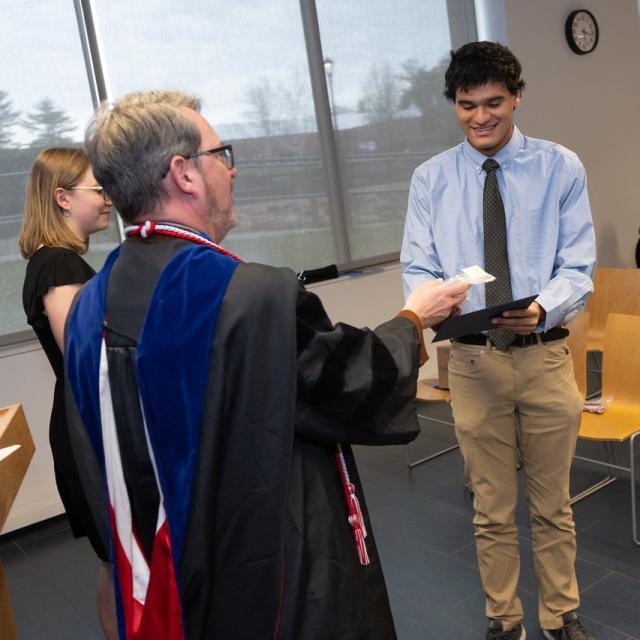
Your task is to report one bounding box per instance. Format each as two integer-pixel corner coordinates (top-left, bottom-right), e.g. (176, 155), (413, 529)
(486, 619), (526, 640)
(541, 611), (596, 639)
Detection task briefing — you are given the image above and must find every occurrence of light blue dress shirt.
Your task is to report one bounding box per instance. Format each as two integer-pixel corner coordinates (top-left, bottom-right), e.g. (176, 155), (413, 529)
(401, 126), (596, 331)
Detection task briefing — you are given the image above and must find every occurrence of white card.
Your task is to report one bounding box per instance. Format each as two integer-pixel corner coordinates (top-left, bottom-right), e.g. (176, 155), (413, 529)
(461, 265), (496, 284)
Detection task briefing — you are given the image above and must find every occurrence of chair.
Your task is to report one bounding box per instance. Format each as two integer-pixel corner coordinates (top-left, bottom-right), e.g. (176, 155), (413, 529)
(565, 311), (590, 399)
(567, 312), (618, 497)
(569, 314), (640, 545)
(587, 268), (640, 352)
(0, 404), (36, 640)
(407, 345), (457, 469)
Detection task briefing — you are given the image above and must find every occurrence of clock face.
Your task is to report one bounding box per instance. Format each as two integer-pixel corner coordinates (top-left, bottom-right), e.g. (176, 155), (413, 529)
(566, 10), (599, 54)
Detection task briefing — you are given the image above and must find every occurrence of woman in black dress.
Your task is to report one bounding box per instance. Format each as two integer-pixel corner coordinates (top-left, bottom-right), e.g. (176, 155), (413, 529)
(19, 147), (116, 639)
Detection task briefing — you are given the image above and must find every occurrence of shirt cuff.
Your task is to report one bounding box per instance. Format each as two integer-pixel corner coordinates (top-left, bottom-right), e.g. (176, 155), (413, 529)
(535, 294), (583, 330)
(396, 310), (428, 366)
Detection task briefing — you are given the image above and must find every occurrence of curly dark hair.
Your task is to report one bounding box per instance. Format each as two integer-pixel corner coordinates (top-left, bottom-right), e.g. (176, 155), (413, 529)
(444, 41), (525, 101)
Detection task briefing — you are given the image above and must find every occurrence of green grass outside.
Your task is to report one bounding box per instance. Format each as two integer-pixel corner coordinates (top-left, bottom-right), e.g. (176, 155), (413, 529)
(224, 222), (403, 270)
(1, 248), (112, 337)
(0, 258), (28, 334)
(1, 223), (403, 338)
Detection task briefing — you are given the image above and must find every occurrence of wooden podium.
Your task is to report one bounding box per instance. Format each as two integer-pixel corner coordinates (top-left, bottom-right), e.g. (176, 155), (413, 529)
(0, 404), (36, 640)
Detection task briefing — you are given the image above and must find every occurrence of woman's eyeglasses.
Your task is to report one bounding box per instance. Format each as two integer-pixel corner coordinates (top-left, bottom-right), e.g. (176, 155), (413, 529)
(70, 186), (106, 196)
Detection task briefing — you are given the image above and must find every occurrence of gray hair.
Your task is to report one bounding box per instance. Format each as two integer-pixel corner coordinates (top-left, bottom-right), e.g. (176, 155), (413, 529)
(85, 90), (202, 223)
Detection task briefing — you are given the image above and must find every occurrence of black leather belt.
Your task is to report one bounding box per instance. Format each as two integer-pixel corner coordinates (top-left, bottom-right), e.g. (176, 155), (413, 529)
(454, 326), (569, 348)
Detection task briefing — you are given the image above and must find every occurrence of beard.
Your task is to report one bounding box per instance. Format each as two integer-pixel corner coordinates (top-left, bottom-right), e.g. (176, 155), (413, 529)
(216, 208), (237, 243)
(204, 180), (237, 243)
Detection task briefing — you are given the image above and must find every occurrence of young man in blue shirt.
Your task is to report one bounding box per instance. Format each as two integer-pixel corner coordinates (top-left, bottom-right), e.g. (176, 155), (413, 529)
(401, 42), (597, 640)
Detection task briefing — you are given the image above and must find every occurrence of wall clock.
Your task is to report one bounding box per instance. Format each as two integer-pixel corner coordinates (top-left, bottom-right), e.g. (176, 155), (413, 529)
(565, 9), (599, 54)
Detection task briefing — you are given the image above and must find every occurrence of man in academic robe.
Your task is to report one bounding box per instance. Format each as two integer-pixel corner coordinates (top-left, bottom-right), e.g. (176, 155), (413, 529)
(65, 90), (468, 640)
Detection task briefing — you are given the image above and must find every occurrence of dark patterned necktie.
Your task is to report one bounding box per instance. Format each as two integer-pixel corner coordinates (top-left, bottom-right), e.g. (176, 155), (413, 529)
(483, 158), (514, 349)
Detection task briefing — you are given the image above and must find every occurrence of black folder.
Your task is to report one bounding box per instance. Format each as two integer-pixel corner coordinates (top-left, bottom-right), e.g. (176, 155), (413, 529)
(432, 295), (538, 342)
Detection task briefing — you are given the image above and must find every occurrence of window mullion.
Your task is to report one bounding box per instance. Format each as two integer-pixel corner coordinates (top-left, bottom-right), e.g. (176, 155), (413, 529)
(298, 0), (351, 264)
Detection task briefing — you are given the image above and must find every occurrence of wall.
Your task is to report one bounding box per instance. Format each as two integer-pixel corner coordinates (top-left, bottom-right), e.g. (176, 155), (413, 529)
(478, 0), (640, 267)
(0, 342), (62, 532)
(0, 264), (438, 534)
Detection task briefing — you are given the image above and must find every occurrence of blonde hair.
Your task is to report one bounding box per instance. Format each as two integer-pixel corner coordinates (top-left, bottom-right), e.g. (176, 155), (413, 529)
(86, 90), (202, 223)
(19, 147), (90, 259)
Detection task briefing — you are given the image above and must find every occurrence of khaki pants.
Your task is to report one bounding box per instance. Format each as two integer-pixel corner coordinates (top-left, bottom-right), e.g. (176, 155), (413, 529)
(448, 339), (583, 630)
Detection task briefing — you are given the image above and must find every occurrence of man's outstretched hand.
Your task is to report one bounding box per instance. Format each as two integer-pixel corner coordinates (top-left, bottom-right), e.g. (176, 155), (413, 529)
(404, 280), (470, 329)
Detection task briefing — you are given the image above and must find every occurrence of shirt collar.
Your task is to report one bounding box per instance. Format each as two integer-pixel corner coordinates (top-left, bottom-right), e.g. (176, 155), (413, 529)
(462, 125), (524, 173)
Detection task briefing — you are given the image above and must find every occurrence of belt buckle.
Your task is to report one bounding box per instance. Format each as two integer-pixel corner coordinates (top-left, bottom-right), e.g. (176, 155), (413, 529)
(513, 334), (527, 349)
(522, 333), (542, 347)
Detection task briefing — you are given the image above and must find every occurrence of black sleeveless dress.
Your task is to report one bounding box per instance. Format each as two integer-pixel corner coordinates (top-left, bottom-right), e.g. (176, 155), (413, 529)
(22, 246), (108, 560)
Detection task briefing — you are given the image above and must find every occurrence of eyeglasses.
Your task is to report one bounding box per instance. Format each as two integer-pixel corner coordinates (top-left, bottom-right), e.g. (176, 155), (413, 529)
(186, 144), (234, 170)
(70, 186), (106, 196)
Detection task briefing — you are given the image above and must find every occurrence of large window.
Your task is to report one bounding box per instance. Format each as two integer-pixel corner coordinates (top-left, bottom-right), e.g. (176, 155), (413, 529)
(0, 2), (120, 337)
(316, 0), (465, 260)
(0, 0), (476, 339)
(92, 0), (336, 270)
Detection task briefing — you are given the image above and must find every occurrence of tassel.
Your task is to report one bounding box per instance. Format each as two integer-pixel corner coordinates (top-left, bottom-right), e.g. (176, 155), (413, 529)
(346, 483), (370, 565)
(336, 444), (370, 566)
(347, 483), (367, 538)
(354, 527), (370, 565)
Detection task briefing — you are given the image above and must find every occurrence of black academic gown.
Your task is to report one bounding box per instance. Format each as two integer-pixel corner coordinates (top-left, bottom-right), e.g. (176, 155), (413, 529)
(65, 236), (421, 640)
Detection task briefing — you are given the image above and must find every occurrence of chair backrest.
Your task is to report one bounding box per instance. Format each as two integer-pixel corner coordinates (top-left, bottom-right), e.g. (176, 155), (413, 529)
(588, 268), (640, 348)
(601, 313), (640, 406)
(565, 312), (589, 399)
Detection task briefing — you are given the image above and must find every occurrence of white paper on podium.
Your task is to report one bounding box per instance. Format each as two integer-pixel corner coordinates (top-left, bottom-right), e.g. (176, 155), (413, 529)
(0, 444), (21, 462)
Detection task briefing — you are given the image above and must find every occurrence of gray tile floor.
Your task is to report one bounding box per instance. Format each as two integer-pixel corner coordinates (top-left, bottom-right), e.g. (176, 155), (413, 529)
(356, 403), (640, 640)
(1, 389), (639, 639)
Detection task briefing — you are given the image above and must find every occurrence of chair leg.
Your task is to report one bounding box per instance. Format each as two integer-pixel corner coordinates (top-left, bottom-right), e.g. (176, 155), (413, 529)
(406, 442), (459, 469)
(407, 415), (458, 469)
(605, 441), (619, 478)
(570, 476), (618, 504)
(570, 442), (618, 505)
(631, 432), (639, 546)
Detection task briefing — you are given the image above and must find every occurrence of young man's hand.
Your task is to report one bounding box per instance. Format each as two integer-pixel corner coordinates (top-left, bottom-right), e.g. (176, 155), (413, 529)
(491, 302), (545, 335)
